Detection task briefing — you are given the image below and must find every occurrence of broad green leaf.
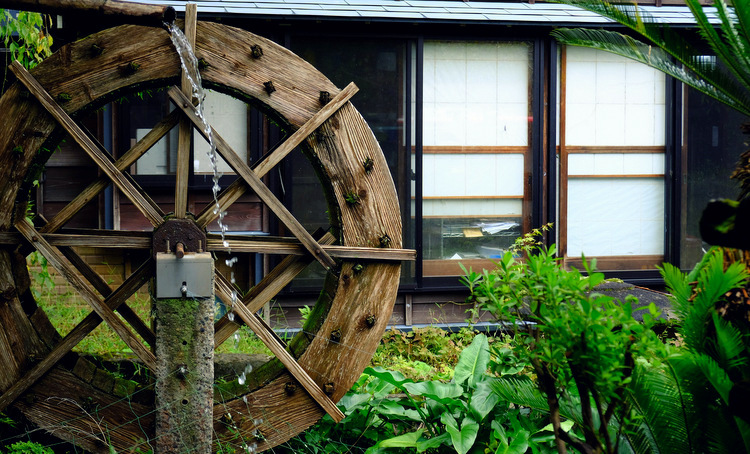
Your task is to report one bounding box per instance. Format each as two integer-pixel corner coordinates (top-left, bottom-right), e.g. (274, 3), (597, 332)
(469, 379), (501, 421)
(376, 429), (424, 448)
(416, 432), (451, 452)
(364, 366), (413, 391)
(454, 333), (490, 388)
(539, 420), (575, 433)
(441, 414), (479, 454)
(372, 399), (422, 421)
(404, 380), (463, 402)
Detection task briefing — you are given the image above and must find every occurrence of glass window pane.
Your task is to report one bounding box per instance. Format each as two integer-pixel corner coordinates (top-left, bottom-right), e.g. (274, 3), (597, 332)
(193, 89), (249, 174)
(422, 40), (531, 276)
(563, 47), (666, 270)
(288, 36), (411, 286)
(681, 88), (746, 269)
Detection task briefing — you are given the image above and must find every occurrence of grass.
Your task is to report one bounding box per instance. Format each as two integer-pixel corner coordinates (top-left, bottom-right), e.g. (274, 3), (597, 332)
(34, 287), (273, 358)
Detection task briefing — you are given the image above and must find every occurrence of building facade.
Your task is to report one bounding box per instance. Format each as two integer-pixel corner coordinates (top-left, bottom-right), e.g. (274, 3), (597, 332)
(35, 0), (746, 328)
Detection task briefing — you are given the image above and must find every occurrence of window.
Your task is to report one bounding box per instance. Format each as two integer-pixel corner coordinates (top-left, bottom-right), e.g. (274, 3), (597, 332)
(288, 36), (412, 286)
(561, 47), (666, 270)
(681, 88), (746, 268)
(124, 90), (249, 176)
(421, 40), (532, 276)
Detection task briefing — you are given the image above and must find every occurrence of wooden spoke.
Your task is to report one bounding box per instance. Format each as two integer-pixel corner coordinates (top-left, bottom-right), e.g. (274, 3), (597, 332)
(195, 83), (358, 229)
(41, 111), (180, 234)
(0, 259), (153, 413)
(215, 273), (345, 423)
(0, 230), (152, 248)
(207, 234), (415, 261)
(168, 87), (337, 271)
(174, 4), (197, 219)
(58, 246), (155, 345)
(11, 62), (164, 227)
(215, 232), (336, 346)
(15, 220), (156, 370)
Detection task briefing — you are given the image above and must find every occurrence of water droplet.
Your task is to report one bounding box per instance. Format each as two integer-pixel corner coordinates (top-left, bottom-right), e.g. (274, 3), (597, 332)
(238, 372), (246, 385)
(244, 364), (253, 374)
(228, 312), (235, 322)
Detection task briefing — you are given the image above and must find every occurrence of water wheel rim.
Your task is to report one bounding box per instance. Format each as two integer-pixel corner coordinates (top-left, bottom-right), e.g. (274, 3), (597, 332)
(0, 21), (403, 452)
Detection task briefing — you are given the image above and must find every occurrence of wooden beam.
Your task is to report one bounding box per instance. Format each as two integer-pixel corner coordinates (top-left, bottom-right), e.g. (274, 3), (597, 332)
(15, 220), (156, 370)
(0, 259), (153, 413)
(59, 246), (155, 345)
(174, 3), (197, 219)
(214, 233), (336, 346)
(195, 83), (358, 228)
(0, 0), (176, 26)
(41, 111), (179, 233)
(215, 273), (345, 423)
(207, 237), (414, 261)
(10, 62), (164, 227)
(168, 86), (337, 272)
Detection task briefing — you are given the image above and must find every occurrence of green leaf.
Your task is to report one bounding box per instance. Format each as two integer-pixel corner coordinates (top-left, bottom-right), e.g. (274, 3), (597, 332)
(364, 366), (413, 391)
(376, 429), (424, 448)
(416, 432), (451, 452)
(371, 398), (422, 421)
(441, 413), (479, 454)
(469, 379), (501, 421)
(454, 333), (490, 388)
(403, 380), (463, 402)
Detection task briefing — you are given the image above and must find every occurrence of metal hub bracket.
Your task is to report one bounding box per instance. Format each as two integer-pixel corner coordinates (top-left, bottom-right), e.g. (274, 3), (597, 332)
(154, 219), (212, 299)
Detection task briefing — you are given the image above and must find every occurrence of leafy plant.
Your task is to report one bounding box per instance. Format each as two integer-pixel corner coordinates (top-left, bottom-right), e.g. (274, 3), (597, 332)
(366, 333), (554, 454)
(0, 441), (54, 454)
(657, 247), (750, 453)
(1, 9), (53, 92)
(462, 231), (663, 454)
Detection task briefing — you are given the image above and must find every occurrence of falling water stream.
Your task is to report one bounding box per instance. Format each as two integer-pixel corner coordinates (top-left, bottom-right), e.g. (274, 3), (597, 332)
(166, 23), (241, 316)
(165, 26), (263, 429)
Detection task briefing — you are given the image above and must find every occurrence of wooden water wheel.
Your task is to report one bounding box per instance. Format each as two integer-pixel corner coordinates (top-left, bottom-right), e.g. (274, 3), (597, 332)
(0, 14), (410, 453)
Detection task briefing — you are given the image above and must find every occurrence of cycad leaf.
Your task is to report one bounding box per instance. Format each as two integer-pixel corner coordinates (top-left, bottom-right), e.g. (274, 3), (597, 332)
(551, 27), (750, 116)
(551, 0), (750, 117)
(622, 362), (694, 454)
(712, 312), (748, 371)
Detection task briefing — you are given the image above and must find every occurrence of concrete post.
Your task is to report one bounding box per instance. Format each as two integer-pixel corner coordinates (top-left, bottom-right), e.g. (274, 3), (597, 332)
(154, 263), (214, 453)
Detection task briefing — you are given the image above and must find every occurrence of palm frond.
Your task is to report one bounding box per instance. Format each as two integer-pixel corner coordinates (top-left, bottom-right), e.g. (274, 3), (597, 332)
(658, 262), (692, 321)
(621, 362), (694, 454)
(487, 376), (583, 426)
(684, 0), (750, 92)
(551, 0), (750, 117)
(711, 312), (749, 371)
(551, 27), (750, 116)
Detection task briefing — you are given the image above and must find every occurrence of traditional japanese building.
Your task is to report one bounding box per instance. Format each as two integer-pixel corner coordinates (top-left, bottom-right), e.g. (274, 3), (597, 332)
(27, 0), (742, 328)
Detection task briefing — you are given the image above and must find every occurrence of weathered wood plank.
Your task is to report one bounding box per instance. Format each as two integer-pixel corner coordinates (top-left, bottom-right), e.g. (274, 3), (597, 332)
(0, 259), (153, 413)
(15, 220), (156, 370)
(169, 86), (336, 271)
(15, 367), (155, 453)
(174, 4), (197, 220)
(11, 62), (164, 227)
(41, 111), (179, 233)
(2, 0), (175, 26)
(207, 237), (415, 261)
(215, 272), (344, 422)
